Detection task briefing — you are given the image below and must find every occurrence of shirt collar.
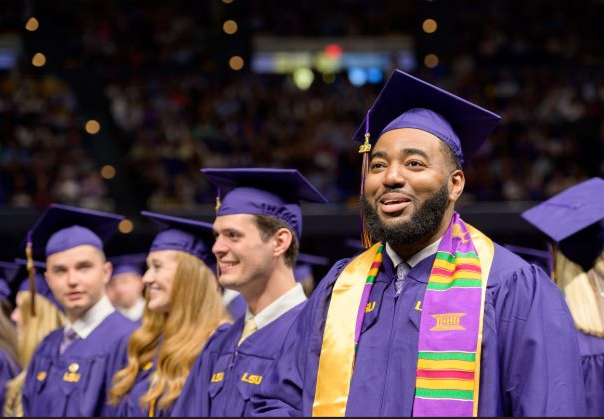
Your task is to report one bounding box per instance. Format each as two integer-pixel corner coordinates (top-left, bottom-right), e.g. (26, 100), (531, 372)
(119, 297), (146, 322)
(245, 283), (307, 331)
(386, 237), (442, 269)
(66, 296), (115, 339)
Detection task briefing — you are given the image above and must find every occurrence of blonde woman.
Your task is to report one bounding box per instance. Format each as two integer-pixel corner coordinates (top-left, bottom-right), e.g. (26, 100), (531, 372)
(4, 263), (65, 417)
(108, 212), (230, 417)
(523, 177), (604, 417)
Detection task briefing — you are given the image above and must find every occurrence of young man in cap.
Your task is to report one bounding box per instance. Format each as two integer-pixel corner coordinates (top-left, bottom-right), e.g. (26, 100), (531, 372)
(107, 253), (147, 322)
(252, 70), (586, 417)
(20, 204), (137, 417)
(172, 168), (328, 417)
(523, 177), (604, 417)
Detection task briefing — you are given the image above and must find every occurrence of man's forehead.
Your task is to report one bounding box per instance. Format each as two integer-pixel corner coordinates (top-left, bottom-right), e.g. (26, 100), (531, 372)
(213, 214), (257, 231)
(46, 244), (104, 266)
(374, 128), (443, 154)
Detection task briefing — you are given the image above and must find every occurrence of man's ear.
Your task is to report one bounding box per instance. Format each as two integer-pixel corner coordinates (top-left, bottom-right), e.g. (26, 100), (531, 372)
(449, 170), (465, 203)
(273, 228), (293, 259)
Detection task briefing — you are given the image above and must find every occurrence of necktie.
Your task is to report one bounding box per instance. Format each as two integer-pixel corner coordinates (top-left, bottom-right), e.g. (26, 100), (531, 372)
(238, 317), (258, 346)
(395, 262), (411, 296)
(60, 329), (79, 355)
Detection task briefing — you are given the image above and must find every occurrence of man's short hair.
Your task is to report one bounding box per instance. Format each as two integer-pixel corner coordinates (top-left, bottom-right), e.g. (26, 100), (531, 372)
(253, 215), (299, 268)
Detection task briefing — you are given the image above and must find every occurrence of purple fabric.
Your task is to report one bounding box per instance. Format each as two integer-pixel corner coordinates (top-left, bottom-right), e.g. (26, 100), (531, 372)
(250, 244), (587, 417)
(522, 177), (604, 270)
(201, 168), (328, 239)
(24, 204), (124, 261)
(22, 312), (137, 417)
(353, 70), (501, 167)
(577, 331), (604, 417)
(172, 305), (306, 417)
(109, 253), (147, 277)
(219, 187), (303, 238)
(142, 211), (216, 270)
(381, 108), (463, 166)
(522, 177), (604, 243)
(46, 226), (103, 257)
(0, 262), (19, 299)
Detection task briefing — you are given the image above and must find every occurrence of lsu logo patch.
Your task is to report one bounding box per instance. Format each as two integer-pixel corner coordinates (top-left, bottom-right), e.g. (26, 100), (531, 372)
(241, 373), (263, 385)
(430, 313), (467, 332)
(63, 363), (81, 383)
(211, 372), (224, 383)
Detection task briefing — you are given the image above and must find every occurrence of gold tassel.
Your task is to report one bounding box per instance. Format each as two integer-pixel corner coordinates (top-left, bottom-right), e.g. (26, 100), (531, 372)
(359, 133), (372, 249)
(25, 238), (37, 317)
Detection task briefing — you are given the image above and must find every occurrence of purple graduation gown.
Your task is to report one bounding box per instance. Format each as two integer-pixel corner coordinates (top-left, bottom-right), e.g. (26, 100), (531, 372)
(172, 304), (306, 417)
(252, 244), (587, 417)
(227, 295), (247, 321)
(577, 331), (604, 417)
(0, 350), (19, 409)
(22, 312), (137, 417)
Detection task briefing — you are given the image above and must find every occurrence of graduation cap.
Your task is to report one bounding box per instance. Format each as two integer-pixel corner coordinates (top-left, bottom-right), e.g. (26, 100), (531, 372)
(14, 259), (63, 312)
(522, 178), (604, 271)
(109, 253), (148, 277)
(23, 204), (125, 261)
(0, 261), (19, 300)
(353, 70), (501, 248)
(503, 244), (553, 276)
(294, 253), (330, 283)
(21, 204), (124, 315)
(354, 69), (501, 167)
(201, 168), (328, 239)
(141, 211), (216, 271)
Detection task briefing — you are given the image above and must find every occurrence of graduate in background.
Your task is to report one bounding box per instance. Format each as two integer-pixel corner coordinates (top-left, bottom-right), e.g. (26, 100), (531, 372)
(172, 168), (328, 417)
(107, 254), (147, 322)
(0, 263), (19, 412)
(4, 260), (65, 417)
(108, 212), (230, 417)
(20, 204), (137, 417)
(252, 70), (586, 417)
(522, 177), (604, 417)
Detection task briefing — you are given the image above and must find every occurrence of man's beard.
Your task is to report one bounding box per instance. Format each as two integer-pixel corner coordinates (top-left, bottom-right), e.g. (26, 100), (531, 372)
(361, 182), (450, 247)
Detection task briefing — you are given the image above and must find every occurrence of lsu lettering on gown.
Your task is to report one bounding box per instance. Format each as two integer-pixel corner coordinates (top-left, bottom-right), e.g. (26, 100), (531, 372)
(0, 350), (19, 409)
(22, 312), (136, 417)
(252, 244), (587, 417)
(172, 304), (306, 417)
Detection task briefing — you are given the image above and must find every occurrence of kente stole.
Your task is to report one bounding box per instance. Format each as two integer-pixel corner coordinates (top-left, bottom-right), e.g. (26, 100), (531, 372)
(313, 213), (494, 417)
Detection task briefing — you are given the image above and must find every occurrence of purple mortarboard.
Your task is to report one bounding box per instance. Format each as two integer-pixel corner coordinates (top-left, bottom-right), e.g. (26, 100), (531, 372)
(109, 253), (148, 277)
(14, 259), (63, 311)
(23, 204), (124, 261)
(0, 262), (19, 300)
(294, 253), (330, 283)
(201, 168), (328, 239)
(354, 69), (501, 168)
(503, 244), (553, 276)
(522, 178), (604, 271)
(142, 211), (216, 270)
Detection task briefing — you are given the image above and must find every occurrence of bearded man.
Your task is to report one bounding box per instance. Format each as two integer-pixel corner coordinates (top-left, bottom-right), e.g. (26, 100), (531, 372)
(251, 70), (586, 417)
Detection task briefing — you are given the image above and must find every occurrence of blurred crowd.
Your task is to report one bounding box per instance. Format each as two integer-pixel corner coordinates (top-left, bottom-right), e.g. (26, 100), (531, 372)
(1, 0), (603, 211)
(0, 72), (112, 210)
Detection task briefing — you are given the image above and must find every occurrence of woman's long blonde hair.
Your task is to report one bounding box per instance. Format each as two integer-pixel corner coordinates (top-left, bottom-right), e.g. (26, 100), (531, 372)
(3, 292), (65, 416)
(109, 251), (230, 411)
(554, 247), (604, 337)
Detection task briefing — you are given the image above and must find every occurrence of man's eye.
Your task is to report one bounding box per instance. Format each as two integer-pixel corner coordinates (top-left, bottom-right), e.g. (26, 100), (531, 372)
(407, 160), (425, 168)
